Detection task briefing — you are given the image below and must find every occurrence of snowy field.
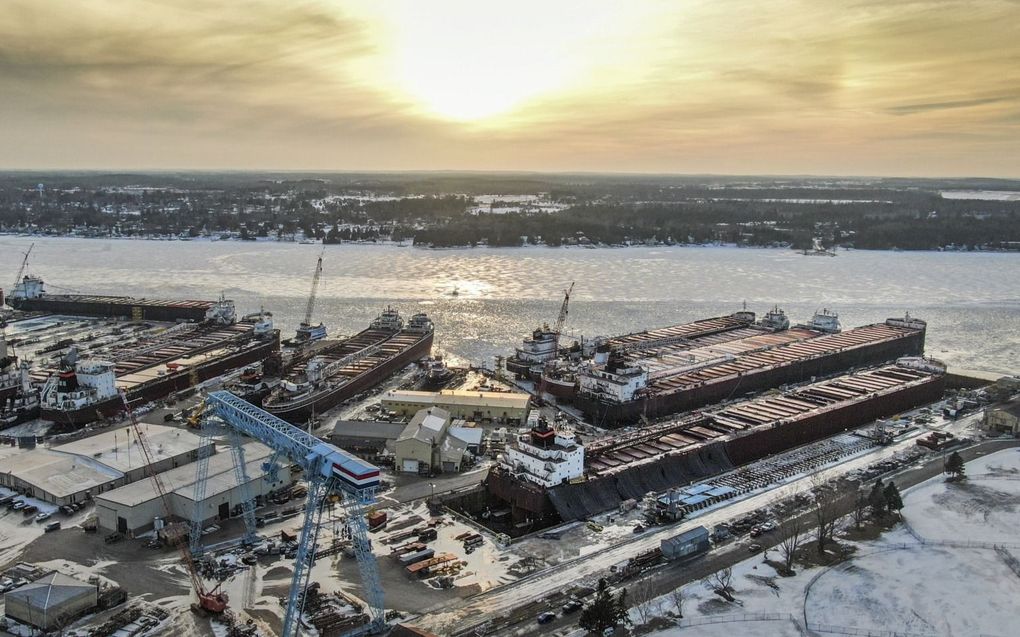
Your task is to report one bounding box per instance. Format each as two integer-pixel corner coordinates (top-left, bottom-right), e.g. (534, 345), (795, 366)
(902, 448), (1020, 545)
(641, 447), (1020, 637)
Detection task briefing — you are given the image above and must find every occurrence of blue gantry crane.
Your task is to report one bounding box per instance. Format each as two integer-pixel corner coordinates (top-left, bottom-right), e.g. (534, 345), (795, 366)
(203, 390), (386, 637)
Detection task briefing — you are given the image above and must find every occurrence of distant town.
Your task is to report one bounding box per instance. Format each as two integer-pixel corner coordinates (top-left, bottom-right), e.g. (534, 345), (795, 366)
(1, 173), (1018, 251)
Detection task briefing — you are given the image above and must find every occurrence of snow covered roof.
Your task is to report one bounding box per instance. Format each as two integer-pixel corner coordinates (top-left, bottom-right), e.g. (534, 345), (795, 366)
(397, 407), (451, 444)
(53, 423), (206, 472)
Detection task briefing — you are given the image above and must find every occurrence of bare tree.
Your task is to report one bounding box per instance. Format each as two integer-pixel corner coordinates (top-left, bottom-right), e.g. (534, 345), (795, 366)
(667, 586), (686, 619)
(776, 515), (804, 573)
(631, 578), (657, 626)
(702, 566), (735, 602)
(851, 489), (869, 530)
(812, 479), (852, 555)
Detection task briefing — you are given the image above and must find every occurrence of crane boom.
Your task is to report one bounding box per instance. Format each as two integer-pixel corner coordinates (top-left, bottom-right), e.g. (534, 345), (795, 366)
(10, 242), (34, 298)
(303, 248), (324, 328)
(119, 392), (227, 614)
(534, 282), (574, 406)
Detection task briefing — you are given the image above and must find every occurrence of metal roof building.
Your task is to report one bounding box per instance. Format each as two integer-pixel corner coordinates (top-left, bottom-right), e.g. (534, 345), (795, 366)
(4, 572), (98, 630)
(94, 441), (295, 535)
(382, 389), (530, 423)
(0, 424), (210, 506)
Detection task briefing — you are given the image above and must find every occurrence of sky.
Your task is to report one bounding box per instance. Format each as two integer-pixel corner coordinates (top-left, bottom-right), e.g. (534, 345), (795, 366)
(1, 0), (1018, 177)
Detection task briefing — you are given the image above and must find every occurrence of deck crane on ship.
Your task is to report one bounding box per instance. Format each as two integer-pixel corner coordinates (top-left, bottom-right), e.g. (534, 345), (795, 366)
(294, 247), (327, 344)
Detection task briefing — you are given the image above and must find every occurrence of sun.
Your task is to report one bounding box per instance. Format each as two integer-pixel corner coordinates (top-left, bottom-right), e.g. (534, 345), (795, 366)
(348, 1), (656, 123)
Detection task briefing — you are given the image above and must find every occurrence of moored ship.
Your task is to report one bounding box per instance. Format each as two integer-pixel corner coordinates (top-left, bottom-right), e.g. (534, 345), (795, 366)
(38, 314), (280, 427)
(8, 275), (233, 323)
(262, 308), (434, 423)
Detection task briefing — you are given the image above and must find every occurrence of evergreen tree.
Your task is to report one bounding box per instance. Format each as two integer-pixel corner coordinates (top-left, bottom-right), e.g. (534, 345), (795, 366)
(945, 451), (966, 480)
(868, 478), (887, 518)
(579, 579), (629, 633)
(883, 482), (904, 514)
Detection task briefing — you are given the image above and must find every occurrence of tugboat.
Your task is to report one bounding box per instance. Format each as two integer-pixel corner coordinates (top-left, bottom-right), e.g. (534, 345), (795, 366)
(418, 355), (455, 390)
(807, 308), (841, 334)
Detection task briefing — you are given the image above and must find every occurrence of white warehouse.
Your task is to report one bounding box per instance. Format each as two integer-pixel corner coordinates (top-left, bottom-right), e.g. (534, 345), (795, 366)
(95, 442), (295, 535)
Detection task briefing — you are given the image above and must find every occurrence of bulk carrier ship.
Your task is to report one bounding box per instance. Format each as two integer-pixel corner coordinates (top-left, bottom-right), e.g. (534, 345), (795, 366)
(262, 308), (434, 424)
(37, 303), (278, 427)
(0, 330), (40, 427)
(9, 275), (225, 322)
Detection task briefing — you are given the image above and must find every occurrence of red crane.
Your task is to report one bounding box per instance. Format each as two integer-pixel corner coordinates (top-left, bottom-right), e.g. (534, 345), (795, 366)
(119, 392), (228, 615)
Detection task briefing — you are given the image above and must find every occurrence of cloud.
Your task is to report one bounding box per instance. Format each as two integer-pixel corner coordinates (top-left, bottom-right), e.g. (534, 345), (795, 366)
(0, 0), (1017, 176)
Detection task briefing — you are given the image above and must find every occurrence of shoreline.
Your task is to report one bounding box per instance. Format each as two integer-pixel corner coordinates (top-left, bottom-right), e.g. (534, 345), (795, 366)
(1, 233), (1017, 254)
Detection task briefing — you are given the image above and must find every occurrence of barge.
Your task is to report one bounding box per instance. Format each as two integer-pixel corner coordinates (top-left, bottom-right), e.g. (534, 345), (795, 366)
(262, 308), (434, 424)
(9, 275), (230, 323)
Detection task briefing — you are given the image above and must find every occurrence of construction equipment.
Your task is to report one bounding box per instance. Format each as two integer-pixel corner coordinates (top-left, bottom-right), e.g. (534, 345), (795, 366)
(118, 392), (229, 615)
(186, 401), (206, 429)
(205, 390), (385, 637)
(534, 282), (574, 405)
(7, 242), (34, 308)
(295, 248), (326, 343)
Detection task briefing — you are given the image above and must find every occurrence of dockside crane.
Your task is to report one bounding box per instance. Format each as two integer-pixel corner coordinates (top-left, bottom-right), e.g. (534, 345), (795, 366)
(119, 392), (229, 615)
(204, 390), (386, 637)
(534, 282), (574, 405)
(6, 242), (34, 308)
(295, 248), (326, 344)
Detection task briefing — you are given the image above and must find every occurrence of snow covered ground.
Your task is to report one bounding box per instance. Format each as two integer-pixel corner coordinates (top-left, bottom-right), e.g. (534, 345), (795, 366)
(638, 447), (1020, 637)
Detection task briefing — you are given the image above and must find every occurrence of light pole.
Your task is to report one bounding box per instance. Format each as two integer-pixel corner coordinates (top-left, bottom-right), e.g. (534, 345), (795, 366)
(429, 482), (436, 504)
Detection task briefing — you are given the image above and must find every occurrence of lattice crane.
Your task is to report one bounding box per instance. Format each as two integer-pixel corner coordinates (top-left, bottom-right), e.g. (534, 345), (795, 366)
(295, 248), (326, 343)
(205, 390), (386, 637)
(8, 242), (34, 307)
(534, 282), (574, 405)
(119, 392), (229, 614)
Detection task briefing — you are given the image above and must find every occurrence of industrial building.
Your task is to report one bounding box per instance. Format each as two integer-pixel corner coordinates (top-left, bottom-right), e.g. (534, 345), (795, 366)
(4, 572), (98, 630)
(329, 420), (408, 458)
(393, 408), (482, 474)
(660, 525), (711, 560)
(985, 399), (1020, 434)
(382, 389), (530, 423)
(0, 424), (209, 506)
(94, 441), (294, 535)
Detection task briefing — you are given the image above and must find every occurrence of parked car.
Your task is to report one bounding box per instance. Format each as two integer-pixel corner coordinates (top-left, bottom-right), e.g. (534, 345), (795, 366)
(35, 512), (51, 522)
(22, 505), (38, 515)
(44, 521), (61, 533)
(11, 501), (26, 511)
(537, 611), (556, 625)
(748, 543), (763, 553)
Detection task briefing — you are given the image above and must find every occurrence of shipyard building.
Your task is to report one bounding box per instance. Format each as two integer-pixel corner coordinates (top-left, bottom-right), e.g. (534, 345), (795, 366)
(393, 407), (483, 474)
(0, 424), (209, 506)
(4, 572), (98, 630)
(382, 389), (530, 423)
(95, 441), (293, 535)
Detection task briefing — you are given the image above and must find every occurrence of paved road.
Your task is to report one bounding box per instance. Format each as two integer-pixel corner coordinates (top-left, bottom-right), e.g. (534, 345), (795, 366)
(488, 437), (1020, 637)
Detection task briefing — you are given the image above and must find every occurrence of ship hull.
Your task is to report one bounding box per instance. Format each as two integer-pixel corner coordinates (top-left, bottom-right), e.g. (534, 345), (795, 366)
(40, 334), (280, 427)
(540, 374), (577, 400)
(505, 357), (535, 378)
(576, 327), (925, 426)
(265, 332), (434, 423)
(11, 295), (213, 322)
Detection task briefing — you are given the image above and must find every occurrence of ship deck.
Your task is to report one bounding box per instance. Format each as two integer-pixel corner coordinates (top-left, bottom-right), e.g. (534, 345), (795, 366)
(585, 362), (939, 474)
(646, 322), (921, 396)
(29, 294), (216, 311)
(32, 322), (258, 381)
(607, 314), (752, 348)
(620, 326), (819, 374)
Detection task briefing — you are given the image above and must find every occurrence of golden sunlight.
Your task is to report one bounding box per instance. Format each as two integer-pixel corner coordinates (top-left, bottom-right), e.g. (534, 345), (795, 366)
(350, 0), (664, 122)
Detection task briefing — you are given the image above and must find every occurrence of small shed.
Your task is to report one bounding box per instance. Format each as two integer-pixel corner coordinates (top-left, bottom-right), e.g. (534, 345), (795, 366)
(4, 572), (98, 629)
(660, 525), (710, 560)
